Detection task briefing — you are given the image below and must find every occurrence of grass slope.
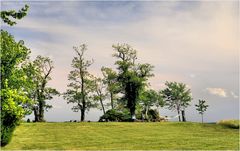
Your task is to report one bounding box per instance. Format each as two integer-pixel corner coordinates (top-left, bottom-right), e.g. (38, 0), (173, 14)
(2, 122), (239, 150)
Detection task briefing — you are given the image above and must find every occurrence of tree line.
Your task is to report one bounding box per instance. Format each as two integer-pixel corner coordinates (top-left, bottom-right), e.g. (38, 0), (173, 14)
(0, 5), (209, 146)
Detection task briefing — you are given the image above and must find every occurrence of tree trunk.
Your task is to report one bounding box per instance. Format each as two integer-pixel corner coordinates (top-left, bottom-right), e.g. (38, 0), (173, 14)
(130, 107), (136, 122)
(38, 79), (47, 122)
(145, 106), (149, 121)
(80, 70), (85, 122)
(100, 99), (106, 115)
(38, 101), (44, 122)
(177, 109), (181, 122)
(80, 108), (85, 121)
(110, 92), (114, 109)
(33, 107), (39, 122)
(181, 110), (186, 122)
(201, 114), (203, 123)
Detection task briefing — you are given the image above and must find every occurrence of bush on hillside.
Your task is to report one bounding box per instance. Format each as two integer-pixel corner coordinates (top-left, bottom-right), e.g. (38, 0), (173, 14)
(148, 109), (161, 122)
(217, 120), (239, 129)
(99, 109), (131, 122)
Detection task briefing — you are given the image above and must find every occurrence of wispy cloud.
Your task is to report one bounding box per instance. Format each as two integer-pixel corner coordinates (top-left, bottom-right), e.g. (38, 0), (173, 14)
(230, 91), (239, 99)
(205, 88), (227, 98)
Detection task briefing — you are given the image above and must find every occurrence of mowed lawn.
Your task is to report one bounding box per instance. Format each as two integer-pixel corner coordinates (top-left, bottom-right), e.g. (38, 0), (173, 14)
(3, 122), (239, 150)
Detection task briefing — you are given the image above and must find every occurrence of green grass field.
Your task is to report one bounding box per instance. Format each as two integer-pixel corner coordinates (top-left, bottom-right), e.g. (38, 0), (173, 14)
(2, 122), (239, 150)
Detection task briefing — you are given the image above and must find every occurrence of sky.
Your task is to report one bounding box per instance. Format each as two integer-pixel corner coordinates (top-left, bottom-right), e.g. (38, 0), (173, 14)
(1, 0), (239, 122)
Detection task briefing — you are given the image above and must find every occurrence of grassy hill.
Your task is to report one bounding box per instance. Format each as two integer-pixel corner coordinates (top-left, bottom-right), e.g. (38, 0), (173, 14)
(2, 122), (239, 150)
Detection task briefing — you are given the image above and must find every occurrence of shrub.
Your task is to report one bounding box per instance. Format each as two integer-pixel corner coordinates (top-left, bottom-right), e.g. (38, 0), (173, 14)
(99, 109), (131, 122)
(148, 109), (160, 121)
(1, 125), (16, 146)
(217, 120), (239, 129)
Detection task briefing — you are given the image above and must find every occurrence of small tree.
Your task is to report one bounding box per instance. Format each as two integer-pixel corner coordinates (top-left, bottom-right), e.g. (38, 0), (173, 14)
(92, 77), (107, 115)
(139, 89), (159, 121)
(101, 67), (120, 109)
(161, 81), (192, 122)
(195, 99), (209, 123)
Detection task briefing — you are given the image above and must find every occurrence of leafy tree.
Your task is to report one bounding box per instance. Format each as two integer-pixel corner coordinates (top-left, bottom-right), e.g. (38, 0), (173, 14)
(92, 77), (107, 115)
(63, 44), (96, 121)
(101, 67), (120, 109)
(0, 31), (32, 145)
(1, 5), (29, 26)
(112, 44), (154, 121)
(195, 99), (209, 123)
(0, 5), (31, 146)
(23, 56), (59, 122)
(161, 81), (192, 122)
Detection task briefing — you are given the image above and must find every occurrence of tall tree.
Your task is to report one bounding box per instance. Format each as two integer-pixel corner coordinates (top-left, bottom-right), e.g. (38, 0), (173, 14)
(63, 44), (96, 121)
(113, 44), (154, 121)
(161, 81), (192, 122)
(23, 56), (59, 122)
(101, 67), (120, 109)
(195, 99), (209, 123)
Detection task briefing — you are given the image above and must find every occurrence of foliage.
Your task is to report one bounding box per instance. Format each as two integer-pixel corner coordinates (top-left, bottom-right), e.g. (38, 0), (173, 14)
(161, 81), (192, 122)
(99, 109), (131, 122)
(1, 87), (32, 126)
(63, 44), (96, 121)
(112, 44), (154, 120)
(0, 86), (32, 146)
(0, 5), (29, 26)
(0, 30), (30, 89)
(217, 120), (239, 129)
(3, 122), (239, 150)
(195, 99), (209, 123)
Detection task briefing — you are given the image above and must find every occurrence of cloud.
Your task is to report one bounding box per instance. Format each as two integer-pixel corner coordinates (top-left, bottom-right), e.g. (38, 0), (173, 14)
(230, 91), (239, 99)
(206, 88), (227, 98)
(189, 74), (196, 78)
